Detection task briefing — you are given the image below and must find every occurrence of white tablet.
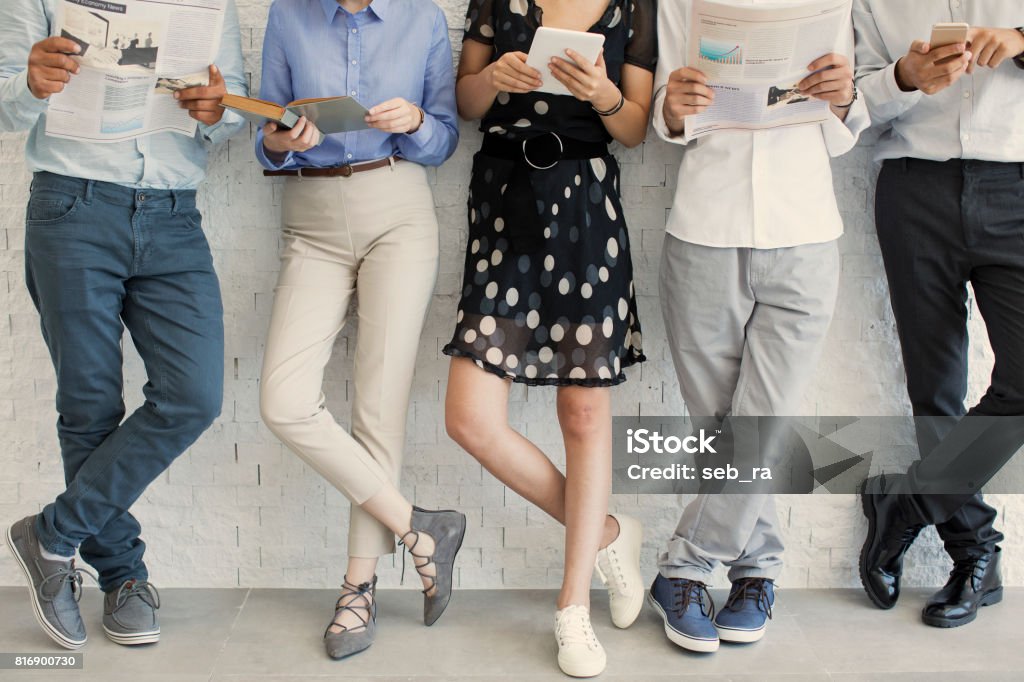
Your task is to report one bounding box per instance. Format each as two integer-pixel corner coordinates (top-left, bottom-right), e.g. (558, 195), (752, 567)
(526, 27), (606, 97)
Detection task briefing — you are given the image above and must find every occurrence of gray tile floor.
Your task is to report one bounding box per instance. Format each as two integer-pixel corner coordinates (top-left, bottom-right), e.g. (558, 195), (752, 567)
(0, 587), (1019, 681)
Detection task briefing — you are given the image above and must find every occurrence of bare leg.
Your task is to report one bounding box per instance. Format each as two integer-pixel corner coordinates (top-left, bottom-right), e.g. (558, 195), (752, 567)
(556, 386), (613, 609)
(445, 358), (618, 547)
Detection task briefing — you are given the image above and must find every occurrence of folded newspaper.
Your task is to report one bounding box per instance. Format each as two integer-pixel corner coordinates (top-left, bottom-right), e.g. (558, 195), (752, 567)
(45, 0), (226, 143)
(684, 0), (851, 140)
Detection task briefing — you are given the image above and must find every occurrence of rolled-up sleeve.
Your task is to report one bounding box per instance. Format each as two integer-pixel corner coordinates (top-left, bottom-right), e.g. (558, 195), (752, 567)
(394, 8), (459, 167)
(821, 13), (870, 157)
(651, 0), (690, 146)
(199, 0), (249, 145)
(0, 0), (51, 132)
(852, 0), (922, 126)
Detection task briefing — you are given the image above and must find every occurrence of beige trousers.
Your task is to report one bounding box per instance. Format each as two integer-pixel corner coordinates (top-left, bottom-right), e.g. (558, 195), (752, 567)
(259, 161), (439, 558)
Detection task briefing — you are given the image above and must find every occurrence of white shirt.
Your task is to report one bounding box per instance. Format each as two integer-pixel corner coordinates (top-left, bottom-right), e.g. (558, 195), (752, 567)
(653, 0), (870, 250)
(853, 0), (1024, 163)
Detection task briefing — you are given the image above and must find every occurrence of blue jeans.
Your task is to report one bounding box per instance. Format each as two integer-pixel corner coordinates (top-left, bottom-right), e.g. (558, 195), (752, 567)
(24, 172), (224, 592)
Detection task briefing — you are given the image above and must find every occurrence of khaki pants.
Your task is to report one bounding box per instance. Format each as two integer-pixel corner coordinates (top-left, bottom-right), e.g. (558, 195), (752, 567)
(260, 162), (439, 559)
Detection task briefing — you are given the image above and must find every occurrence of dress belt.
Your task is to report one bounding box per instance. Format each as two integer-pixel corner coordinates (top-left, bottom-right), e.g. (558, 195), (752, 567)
(481, 133), (607, 169)
(263, 156), (400, 178)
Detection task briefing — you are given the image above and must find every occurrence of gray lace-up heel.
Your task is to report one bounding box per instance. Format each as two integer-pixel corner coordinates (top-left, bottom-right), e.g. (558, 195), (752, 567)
(401, 506), (467, 626)
(324, 576), (377, 660)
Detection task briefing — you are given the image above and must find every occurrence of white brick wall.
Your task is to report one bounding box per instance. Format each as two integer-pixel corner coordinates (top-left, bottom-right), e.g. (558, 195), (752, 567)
(0, 0), (1020, 590)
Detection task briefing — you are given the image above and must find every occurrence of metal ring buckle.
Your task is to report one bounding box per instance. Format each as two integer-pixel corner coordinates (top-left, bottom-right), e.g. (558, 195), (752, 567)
(521, 132), (563, 171)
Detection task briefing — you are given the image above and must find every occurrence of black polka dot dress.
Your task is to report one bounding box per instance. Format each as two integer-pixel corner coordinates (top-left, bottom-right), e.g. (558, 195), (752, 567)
(443, 0), (656, 387)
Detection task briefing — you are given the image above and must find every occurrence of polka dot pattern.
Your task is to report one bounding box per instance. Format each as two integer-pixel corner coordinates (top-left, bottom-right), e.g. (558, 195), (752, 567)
(448, 0), (655, 387)
(444, 150), (646, 386)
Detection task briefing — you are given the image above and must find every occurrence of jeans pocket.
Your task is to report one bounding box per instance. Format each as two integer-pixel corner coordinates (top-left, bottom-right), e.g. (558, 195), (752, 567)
(26, 191), (82, 225)
(180, 208), (203, 230)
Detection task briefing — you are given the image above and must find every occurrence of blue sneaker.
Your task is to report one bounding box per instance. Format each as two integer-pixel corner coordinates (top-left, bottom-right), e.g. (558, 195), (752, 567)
(714, 578), (774, 643)
(646, 574), (719, 652)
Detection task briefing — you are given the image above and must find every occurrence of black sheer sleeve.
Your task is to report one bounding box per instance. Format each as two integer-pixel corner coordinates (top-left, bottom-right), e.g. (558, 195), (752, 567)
(625, 0), (658, 73)
(464, 0), (496, 46)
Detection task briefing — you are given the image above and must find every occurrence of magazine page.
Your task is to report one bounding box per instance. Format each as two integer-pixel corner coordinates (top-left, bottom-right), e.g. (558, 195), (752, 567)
(684, 0), (850, 140)
(45, 0), (226, 143)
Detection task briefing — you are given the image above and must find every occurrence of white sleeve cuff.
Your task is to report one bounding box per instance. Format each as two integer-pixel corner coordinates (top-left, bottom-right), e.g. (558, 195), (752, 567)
(652, 85), (688, 146)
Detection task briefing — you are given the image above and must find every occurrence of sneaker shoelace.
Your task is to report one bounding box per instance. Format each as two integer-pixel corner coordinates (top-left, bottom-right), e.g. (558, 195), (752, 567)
(723, 578), (773, 619)
(113, 579), (160, 613)
(596, 544), (631, 597)
(36, 559), (96, 604)
(672, 579), (715, 620)
(556, 606), (600, 651)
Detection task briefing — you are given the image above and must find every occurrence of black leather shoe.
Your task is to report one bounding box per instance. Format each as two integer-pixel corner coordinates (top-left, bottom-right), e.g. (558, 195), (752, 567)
(922, 547), (1003, 628)
(859, 475), (924, 609)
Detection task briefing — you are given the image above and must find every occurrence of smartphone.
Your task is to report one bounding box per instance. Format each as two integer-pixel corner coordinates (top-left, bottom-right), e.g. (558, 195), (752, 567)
(929, 23), (969, 65)
(930, 22), (969, 49)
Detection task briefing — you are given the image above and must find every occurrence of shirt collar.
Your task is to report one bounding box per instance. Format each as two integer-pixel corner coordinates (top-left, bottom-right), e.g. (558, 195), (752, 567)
(320, 0), (389, 23)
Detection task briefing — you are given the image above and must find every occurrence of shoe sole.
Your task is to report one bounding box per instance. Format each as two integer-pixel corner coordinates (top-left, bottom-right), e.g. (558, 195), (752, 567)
(103, 625), (161, 646)
(858, 490), (896, 610)
(645, 592), (719, 653)
(921, 587), (1003, 628)
(716, 623), (767, 643)
(424, 512), (468, 627)
(5, 523), (87, 650)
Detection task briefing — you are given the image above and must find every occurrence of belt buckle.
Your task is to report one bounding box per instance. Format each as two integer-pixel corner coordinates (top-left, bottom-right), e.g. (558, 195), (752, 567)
(339, 164), (354, 177)
(521, 132), (563, 171)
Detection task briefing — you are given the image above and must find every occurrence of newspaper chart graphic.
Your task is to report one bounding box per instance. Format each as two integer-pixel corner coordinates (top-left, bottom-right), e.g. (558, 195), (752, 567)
(699, 37), (743, 65)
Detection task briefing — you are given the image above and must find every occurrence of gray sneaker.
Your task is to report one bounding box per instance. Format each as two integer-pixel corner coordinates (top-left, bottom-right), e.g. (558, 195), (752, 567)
(103, 580), (161, 645)
(6, 515), (90, 649)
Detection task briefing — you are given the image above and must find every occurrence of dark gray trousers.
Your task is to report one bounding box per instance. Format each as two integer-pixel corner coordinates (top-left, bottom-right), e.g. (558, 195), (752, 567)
(875, 157), (1024, 559)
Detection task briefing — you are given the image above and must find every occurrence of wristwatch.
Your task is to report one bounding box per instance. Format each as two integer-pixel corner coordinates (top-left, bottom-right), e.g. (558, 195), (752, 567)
(1015, 27), (1024, 69)
(834, 84), (859, 109)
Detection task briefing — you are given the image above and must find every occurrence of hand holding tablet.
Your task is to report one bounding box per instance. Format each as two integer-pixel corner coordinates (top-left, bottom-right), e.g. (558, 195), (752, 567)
(526, 27), (606, 97)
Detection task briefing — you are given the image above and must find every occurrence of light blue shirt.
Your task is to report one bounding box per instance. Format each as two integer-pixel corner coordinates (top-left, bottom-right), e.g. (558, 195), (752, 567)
(854, 0), (1024, 163)
(255, 0), (459, 170)
(0, 0), (248, 190)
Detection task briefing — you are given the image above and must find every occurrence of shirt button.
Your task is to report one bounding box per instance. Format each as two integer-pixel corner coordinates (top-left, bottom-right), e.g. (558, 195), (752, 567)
(962, 133), (971, 141)
(963, 91), (971, 99)
(351, 60), (358, 65)
(952, 0), (960, 7)
(351, 28), (358, 34)
(347, 153), (353, 159)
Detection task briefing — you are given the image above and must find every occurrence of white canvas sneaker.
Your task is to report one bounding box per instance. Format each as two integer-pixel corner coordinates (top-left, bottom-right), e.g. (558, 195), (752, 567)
(554, 605), (606, 678)
(595, 513), (644, 628)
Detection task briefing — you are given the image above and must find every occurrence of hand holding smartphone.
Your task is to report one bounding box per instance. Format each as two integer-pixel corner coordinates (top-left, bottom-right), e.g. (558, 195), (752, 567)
(930, 22), (969, 63)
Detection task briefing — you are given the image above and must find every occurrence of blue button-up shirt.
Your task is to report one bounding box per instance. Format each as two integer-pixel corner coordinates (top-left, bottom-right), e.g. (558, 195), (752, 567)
(0, 0), (248, 190)
(255, 0), (459, 170)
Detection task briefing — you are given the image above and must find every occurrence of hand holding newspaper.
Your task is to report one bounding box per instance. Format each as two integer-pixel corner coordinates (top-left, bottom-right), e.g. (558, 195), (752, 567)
(45, 0), (227, 143)
(683, 0), (852, 140)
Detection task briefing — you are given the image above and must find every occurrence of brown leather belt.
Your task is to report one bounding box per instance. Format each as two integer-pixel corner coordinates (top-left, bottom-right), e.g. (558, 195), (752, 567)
(263, 156), (400, 178)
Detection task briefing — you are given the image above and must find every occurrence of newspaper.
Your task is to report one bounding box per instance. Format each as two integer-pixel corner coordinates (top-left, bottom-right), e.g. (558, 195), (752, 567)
(684, 0), (850, 140)
(45, 0), (226, 143)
